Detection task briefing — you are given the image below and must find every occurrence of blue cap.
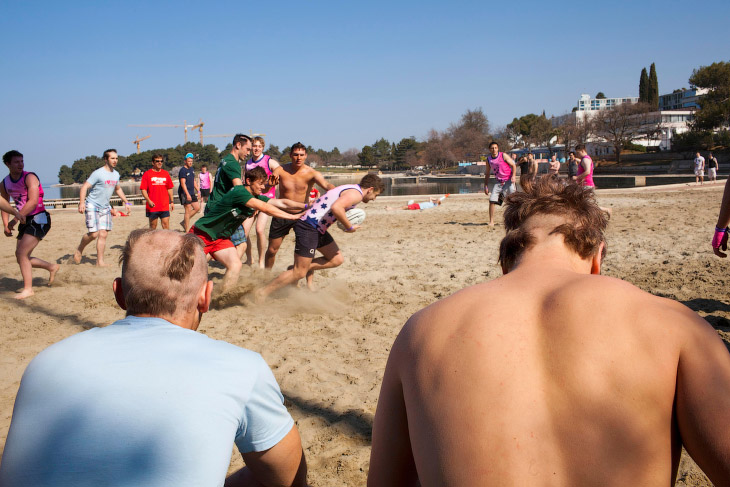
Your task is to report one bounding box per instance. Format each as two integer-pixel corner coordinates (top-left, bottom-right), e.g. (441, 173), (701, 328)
(185, 153), (194, 159)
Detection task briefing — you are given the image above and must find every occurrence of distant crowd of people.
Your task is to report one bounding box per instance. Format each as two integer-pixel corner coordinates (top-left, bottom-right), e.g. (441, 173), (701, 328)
(1, 138), (730, 486)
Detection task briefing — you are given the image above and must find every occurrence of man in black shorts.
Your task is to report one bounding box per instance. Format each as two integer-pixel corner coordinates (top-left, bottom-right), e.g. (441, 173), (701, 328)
(257, 174), (384, 300)
(179, 153), (200, 232)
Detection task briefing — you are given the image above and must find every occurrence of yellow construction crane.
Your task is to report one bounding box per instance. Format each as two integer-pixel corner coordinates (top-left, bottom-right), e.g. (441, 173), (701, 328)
(128, 120), (196, 143)
(189, 119), (205, 144)
(132, 135), (151, 154)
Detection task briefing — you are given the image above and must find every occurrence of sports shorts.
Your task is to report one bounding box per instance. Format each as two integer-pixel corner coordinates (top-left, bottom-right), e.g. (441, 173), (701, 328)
(85, 203), (112, 233)
(489, 180), (516, 203)
(709, 168), (717, 178)
(230, 224), (246, 246)
(190, 226), (234, 254)
(407, 203), (420, 210)
(200, 188), (210, 198)
(269, 216), (297, 240)
(178, 190), (198, 205)
(18, 211), (51, 240)
(695, 168), (704, 176)
(294, 220), (334, 258)
(146, 210), (170, 220)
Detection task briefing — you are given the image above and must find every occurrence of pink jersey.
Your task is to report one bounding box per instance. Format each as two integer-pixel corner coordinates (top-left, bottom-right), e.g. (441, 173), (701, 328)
(198, 171), (211, 190)
(245, 155), (276, 198)
(2, 171), (45, 215)
(487, 152), (513, 182)
(577, 155), (595, 187)
(301, 184), (362, 234)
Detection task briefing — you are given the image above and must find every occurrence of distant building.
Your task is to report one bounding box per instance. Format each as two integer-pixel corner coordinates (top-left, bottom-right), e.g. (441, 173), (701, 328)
(659, 88), (707, 110)
(576, 93), (639, 112)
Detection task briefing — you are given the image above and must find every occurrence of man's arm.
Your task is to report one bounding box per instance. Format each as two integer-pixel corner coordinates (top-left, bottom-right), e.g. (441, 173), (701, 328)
(77, 181), (92, 213)
(674, 305), (730, 483)
(330, 189), (364, 232)
(1, 183), (16, 234)
(167, 188), (174, 211)
(180, 173), (192, 200)
(227, 427), (307, 487)
(246, 198), (303, 220)
(267, 198), (305, 212)
(114, 184), (131, 213)
(141, 189), (154, 208)
(368, 321), (419, 487)
(312, 170), (335, 191)
(576, 159), (589, 183)
(20, 174), (40, 217)
(503, 153), (517, 183)
(484, 164), (492, 195)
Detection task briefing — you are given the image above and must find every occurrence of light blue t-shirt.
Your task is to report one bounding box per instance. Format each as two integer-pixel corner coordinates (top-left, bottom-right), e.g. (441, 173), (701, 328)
(0, 316), (294, 487)
(85, 167), (120, 208)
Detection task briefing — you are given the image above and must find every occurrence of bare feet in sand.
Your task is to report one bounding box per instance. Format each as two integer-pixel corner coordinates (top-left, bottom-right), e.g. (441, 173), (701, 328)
(48, 263), (60, 285)
(72, 250), (82, 264)
(96, 261), (110, 267)
(15, 289), (34, 300)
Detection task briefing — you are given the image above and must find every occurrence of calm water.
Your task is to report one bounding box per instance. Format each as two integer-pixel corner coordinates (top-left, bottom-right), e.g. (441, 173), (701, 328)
(43, 177), (488, 200)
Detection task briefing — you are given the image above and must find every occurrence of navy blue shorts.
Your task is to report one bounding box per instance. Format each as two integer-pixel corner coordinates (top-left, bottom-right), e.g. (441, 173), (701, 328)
(294, 220), (334, 258)
(146, 210), (171, 220)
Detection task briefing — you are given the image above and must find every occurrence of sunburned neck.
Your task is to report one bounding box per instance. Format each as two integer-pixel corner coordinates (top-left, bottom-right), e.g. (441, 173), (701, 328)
(510, 238), (594, 276)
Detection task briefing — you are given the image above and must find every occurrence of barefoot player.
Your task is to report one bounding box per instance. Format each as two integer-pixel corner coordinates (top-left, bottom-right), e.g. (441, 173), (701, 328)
(484, 141), (516, 226)
(264, 142), (335, 269)
(74, 149), (132, 266)
(1, 150), (59, 299)
(256, 174), (384, 300)
(190, 167), (304, 291)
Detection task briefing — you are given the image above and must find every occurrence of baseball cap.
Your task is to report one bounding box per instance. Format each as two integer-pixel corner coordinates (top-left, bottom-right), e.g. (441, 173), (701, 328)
(185, 153), (194, 159)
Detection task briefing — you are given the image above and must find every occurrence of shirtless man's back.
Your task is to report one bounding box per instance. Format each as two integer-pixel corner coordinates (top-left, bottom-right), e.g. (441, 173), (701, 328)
(266, 143), (334, 269)
(369, 177), (730, 487)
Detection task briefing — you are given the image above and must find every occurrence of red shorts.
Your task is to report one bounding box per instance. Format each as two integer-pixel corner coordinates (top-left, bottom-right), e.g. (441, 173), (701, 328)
(189, 227), (234, 254)
(407, 203), (420, 210)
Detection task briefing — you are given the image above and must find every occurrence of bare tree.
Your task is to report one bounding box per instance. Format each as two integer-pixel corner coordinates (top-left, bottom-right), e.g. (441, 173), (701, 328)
(555, 116), (593, 151)
(447, 108), (491, 161)
(592, 103), (660, 163)
(340, 148), (360, 165)
(422, 129), (455, 169)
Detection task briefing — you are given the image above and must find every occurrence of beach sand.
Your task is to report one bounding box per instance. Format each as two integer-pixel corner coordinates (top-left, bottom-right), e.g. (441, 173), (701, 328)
(1, 183), (728, 486)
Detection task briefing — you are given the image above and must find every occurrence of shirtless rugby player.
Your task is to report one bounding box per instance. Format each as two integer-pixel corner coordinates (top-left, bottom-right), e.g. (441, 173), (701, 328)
(265, 142), (334, 269)
(369, 176), (730, 487)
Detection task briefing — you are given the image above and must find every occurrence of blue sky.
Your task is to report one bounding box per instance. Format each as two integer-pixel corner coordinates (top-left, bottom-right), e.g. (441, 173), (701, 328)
(1, 0), (728, 183)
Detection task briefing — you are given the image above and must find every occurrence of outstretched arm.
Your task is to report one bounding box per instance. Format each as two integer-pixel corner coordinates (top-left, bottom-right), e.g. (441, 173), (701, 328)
(246, 198), (303, 220)
(675, 306), (730, 483)
(313, 170), (335, 191)
(267, 198), (305, 212)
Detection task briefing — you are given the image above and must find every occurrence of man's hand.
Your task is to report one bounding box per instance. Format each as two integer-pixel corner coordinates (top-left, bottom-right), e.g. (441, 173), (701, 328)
(14, 210), (26, 224)
(345, 224), (360, 233)
(110, 207), (118, 217)
(484, 184), (490, 196)
(712, 227), (729, 257)
(148, 201), (156, 208)
(77, 201), (84, 214)
(169, 203), (174, 212)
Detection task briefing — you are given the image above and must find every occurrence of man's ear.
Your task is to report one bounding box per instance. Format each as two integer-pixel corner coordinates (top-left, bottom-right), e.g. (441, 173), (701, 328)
(112, 277), (127, 310)
(198, 280), (213, 314)
(591, 242), (605, 275)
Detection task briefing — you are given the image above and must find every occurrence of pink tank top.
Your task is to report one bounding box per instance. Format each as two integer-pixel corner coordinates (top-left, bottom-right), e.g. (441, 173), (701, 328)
(245, 155), (276, 198)
(577, 155), (595, 187)
(199, 171), (211, 190)
(487, 152), (512, 182)
(301, 184), (363, 234)
(3, 171), (45, 215)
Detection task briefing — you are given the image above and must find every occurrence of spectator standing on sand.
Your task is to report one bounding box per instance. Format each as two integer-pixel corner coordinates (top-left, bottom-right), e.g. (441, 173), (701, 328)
(708, 153), (719, 184)
(178, 153), (200, 232)
(548, 153), (561, 176)
(0, 229), (307, 486)
(0, 150), (59, 299)
(74, 149), (132, 266)
(694, 151), (705, 185)
(198, 164), (212, 204)
(369, 177), (730, 487)
(242, 136), (279, 268)
(140, 154), (174, 229)
(567, 151), (579, 181)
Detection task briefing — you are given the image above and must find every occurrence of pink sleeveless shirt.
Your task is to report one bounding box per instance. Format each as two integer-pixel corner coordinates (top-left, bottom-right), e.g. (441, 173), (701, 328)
(3, 171), (45, 215)
(487, 152), (513, 182)
(301, 184), (362, 234)
(245, 155), (276, 198)
(577, 155), (595, 187)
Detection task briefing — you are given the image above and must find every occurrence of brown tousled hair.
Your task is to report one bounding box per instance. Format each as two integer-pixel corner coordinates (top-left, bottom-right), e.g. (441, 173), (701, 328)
(499, 176), (608, 272)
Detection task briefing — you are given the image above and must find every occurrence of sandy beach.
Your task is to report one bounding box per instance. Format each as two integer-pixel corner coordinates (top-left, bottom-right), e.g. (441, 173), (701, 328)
(1, 183), (728, 486)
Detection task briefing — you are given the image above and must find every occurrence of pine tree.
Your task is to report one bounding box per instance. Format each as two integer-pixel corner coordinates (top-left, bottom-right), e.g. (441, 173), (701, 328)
(648, 63), (659, 108)
(639, 67), (649, 103)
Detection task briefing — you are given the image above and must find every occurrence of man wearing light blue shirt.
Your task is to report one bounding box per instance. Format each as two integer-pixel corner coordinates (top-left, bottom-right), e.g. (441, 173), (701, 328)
(1, 229), (307, 487)
(73, 149), (131, 266)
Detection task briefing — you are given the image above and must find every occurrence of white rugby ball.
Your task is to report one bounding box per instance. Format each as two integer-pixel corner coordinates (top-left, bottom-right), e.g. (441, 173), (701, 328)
(337, 208), (366, 230)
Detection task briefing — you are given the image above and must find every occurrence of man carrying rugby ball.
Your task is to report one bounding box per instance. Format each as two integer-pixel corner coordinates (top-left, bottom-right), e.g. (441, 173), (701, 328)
(256, 174), (384, 301)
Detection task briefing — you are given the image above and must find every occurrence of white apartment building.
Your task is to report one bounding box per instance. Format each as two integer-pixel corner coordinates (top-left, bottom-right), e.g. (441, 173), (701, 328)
(576, 93), (639, 112)
(659, 88), (707, 110)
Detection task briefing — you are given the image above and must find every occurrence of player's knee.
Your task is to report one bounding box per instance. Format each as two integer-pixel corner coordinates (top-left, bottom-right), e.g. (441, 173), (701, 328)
(98, 230), (108, 238)
(229, 259), (243, 273)
(331, 253), (344, 267)
(292, 266), (308, 280)
(88, 231), (99, 239)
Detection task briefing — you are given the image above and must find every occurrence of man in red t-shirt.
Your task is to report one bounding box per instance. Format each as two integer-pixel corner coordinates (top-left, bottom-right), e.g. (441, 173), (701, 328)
(140, 154), (174, 229)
